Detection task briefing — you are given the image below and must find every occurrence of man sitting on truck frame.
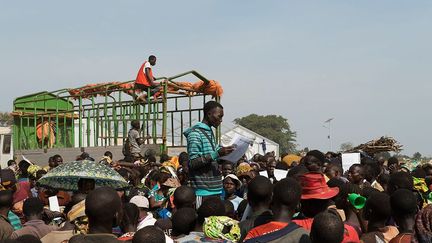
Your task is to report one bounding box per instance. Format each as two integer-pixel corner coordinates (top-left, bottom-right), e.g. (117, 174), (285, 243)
(135, 55), (162, 102)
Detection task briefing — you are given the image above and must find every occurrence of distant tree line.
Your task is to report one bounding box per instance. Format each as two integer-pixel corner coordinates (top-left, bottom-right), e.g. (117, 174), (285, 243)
(234, 114), (297, 154)
(0, 112), (13, 127)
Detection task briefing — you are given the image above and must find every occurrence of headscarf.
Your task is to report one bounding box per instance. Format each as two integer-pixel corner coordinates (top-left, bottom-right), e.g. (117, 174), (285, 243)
(413, 204), (432, 243)
(99, 156), (113, 166)
(160, 163), (178, 177)
(166, 156), (180, 169)
(68, 200), (88, 235)
(67, 200), (85, 222)
(414, 177), (429, 193)
(27, 165), (42, 178)
(282, 154), (302, 167)
(204, 216), (240, 242)
(236, 163), (253, 178)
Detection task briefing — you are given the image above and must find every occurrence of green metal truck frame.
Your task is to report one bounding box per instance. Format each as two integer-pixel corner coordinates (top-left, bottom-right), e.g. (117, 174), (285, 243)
(12, 70), (220, 154)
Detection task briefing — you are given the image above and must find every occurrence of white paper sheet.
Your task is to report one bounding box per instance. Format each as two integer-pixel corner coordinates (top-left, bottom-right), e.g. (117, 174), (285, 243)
(48, 196), (60, 212)
(342, 153), (361, 172)
(259, 169), (288, 181)
(220, 134), (253, 163)
(167, 166), (178, 179)
(21, 156), (34, 165)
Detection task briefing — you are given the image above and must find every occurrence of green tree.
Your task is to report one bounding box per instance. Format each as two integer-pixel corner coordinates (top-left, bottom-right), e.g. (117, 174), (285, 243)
(340, 142), (354, 151)
(0, 112), (13, 127)
(234, 114), (297, 154)
(413, 152), (422, 160)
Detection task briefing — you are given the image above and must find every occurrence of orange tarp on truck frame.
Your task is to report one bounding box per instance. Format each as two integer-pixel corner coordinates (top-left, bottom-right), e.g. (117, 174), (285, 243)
(68, 80), (223, 99)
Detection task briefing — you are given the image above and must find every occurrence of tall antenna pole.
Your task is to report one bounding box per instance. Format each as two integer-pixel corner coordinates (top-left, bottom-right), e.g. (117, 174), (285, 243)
(324, 118), (334, 151)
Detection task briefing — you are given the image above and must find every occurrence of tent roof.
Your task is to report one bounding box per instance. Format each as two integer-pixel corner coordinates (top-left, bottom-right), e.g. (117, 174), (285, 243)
(222, 124), (279, 146)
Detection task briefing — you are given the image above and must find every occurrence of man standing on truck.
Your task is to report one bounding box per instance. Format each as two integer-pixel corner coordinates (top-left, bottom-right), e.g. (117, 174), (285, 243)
(184, 101), (234, 208)
(135, 55), (162, 102)
(124, 120), (143, 162)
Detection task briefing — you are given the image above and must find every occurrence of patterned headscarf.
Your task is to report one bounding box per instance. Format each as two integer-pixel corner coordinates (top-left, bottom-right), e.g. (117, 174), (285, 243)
(73, 216), (89, 235)
(27, 165), (42, 178)
(67, 200), (88, 234)
(413, 177), (429, 193)
(67, 200), (86, 222)
(413, 204), (432, 243)
(204, 216), (240, 242)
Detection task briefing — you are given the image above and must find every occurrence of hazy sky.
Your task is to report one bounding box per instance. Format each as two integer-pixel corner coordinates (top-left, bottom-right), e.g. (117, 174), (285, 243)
(1, 1), (431, 156)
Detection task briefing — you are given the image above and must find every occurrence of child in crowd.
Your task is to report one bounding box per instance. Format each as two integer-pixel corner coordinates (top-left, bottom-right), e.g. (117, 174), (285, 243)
(223, 174), (244, 211)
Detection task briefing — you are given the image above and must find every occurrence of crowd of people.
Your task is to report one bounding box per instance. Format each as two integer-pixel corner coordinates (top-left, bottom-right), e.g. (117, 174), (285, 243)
(0, 101), (432, 243)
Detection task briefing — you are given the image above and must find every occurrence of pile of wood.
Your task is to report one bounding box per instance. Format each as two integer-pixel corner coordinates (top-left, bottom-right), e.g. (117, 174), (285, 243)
(347, 136), (402, 155)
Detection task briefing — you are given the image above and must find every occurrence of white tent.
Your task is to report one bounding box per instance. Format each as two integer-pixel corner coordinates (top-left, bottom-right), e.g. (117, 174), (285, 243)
(221, 124), (280, 160)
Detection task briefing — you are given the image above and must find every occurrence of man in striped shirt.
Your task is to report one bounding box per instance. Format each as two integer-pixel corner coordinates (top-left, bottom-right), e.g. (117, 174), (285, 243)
(184, 101), (234, 207)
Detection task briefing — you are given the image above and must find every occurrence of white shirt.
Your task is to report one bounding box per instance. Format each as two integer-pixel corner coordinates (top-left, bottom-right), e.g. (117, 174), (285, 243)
(229, 195), (244, 211)
(137, 213), (156, 230)
(165, 235), (174, 243)
(136, 214), (173, 243)
(142, 61), (152, 74)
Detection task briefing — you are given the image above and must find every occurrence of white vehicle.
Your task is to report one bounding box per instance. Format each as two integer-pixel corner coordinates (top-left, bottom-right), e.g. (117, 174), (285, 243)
(0, 126), (13, 168)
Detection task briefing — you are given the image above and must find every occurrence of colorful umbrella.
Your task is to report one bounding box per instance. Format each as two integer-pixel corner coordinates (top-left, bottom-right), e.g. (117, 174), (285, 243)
(37, 160), (129, 191)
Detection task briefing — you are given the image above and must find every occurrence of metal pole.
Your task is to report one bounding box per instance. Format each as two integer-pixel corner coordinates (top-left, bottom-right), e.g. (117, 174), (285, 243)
(55, 99), (59, 147)
(22, 106), (26, 149)
(79, 96), (83, 148)
(162, 80), (168, 152)
(329, 121), (332, 151)
(64, 97), (69, 147)
(70, 99), (74, 148)
(87, 110), (91, 147)
(33, 97), (37, 149)
(104, 94), (108, 146)
(324, 118), (334, 151)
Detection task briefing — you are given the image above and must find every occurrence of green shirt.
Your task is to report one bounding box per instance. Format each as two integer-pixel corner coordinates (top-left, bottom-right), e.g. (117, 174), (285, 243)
(8, 210), (22, 230)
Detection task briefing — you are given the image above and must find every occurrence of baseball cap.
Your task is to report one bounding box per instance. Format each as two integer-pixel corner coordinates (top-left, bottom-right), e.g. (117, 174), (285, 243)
(223, 174), (242, 189)
(130, 195), (149, 209)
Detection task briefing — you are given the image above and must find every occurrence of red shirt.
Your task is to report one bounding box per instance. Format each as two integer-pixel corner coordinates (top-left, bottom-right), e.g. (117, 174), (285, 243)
(293, 218), (360, 243)
(136, 61), (153, 87)
(245, 221), (289, 241)
(13, 181), (31, 204)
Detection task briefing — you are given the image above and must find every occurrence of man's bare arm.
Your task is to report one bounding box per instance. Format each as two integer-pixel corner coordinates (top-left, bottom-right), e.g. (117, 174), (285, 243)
(145, 68), (157, 86)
